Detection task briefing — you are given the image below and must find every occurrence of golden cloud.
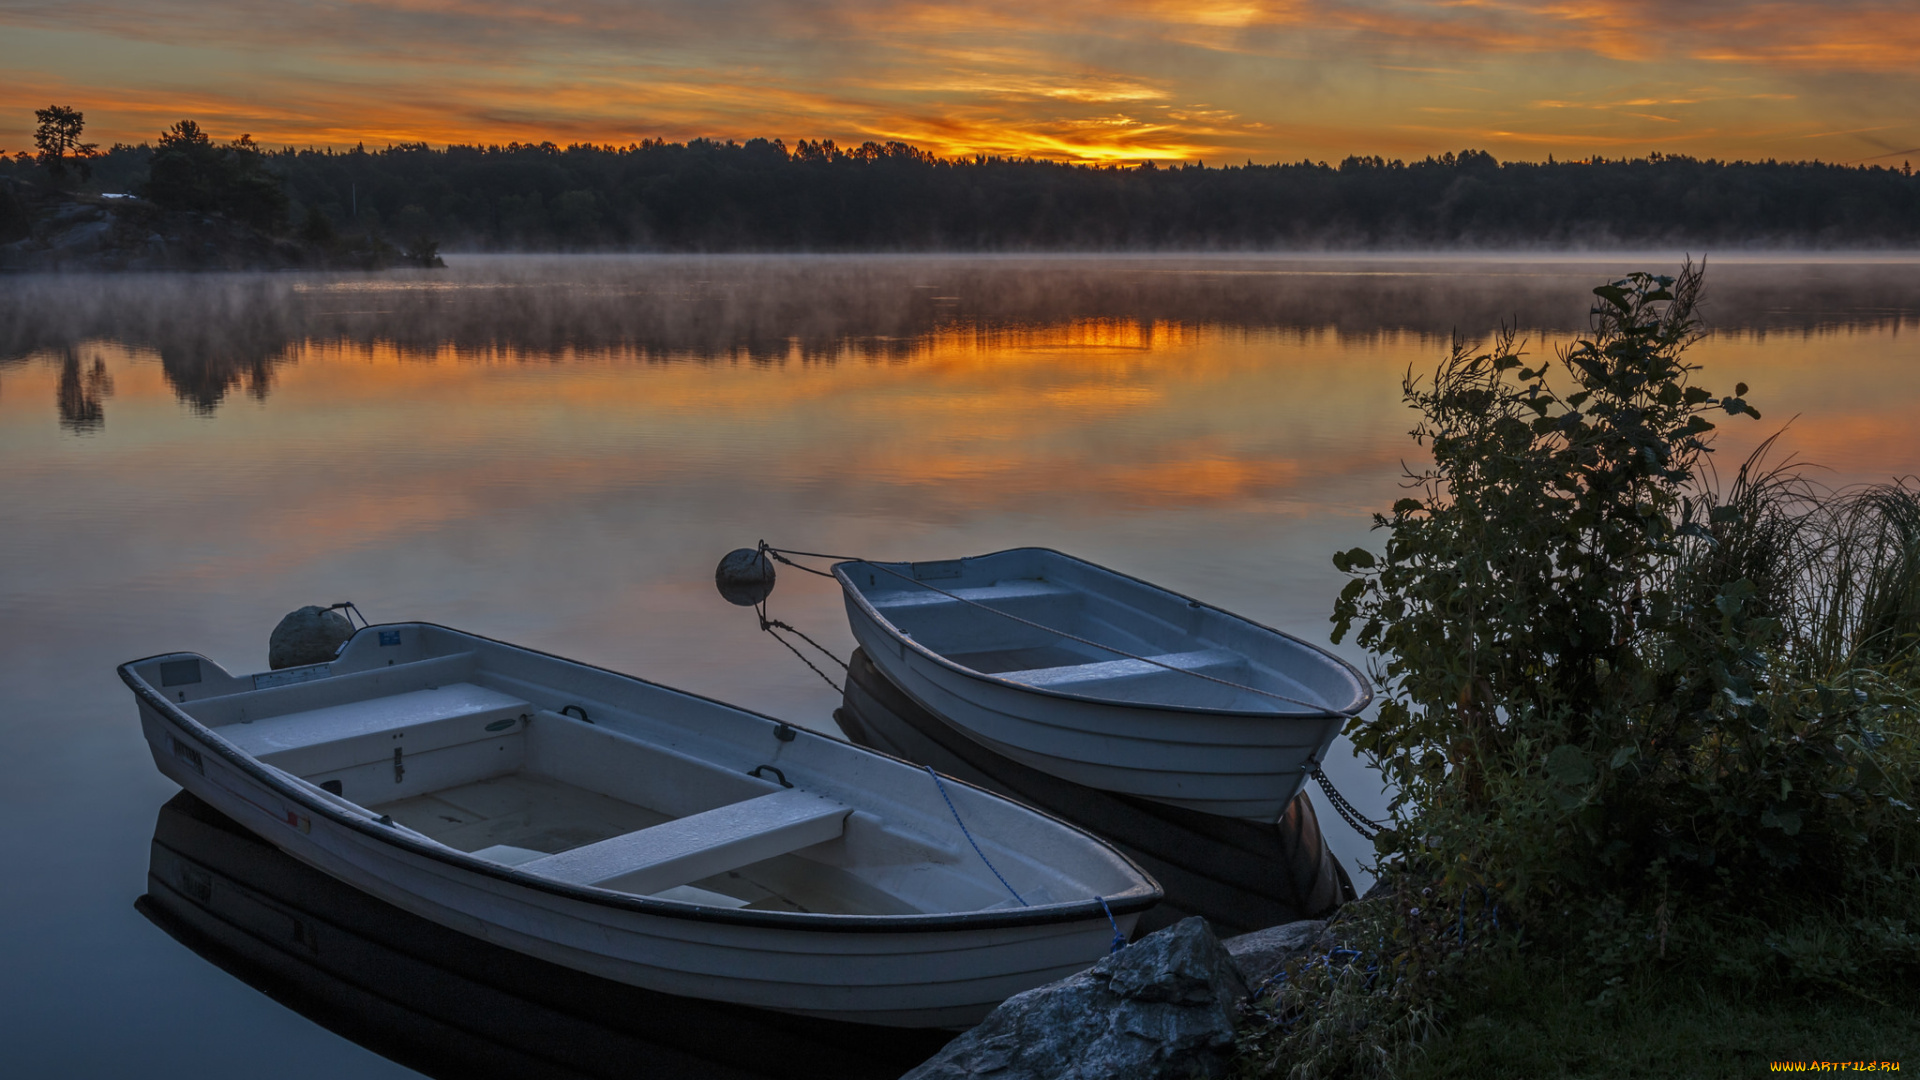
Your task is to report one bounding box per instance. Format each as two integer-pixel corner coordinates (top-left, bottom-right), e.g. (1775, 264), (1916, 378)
(0, 0), (1915, 162)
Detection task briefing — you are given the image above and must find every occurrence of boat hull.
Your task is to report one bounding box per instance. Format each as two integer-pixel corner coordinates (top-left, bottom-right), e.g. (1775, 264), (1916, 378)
(838, 549), (1361, 820)
(841, 629), (1340, 818)
(835, 648), (1353, 935)
(140, 790), (949, 1079)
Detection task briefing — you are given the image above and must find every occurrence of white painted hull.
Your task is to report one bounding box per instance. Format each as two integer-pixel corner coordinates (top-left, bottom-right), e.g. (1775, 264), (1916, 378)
(124, 624), (1157, 1028)
(836, 548), (1370, 821)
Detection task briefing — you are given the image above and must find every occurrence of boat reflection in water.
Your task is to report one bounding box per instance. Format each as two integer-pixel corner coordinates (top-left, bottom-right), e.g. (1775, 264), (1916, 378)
(137, 792), (951, 1080)
(836, 649), (1353, 938)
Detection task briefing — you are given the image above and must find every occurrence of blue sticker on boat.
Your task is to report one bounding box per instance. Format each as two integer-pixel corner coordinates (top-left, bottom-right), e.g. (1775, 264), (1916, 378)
(159, 659), (202, 687)
(379, 631), (402, 646)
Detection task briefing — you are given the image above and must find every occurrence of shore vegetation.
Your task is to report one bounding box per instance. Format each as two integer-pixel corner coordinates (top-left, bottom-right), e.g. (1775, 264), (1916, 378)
(1234, 264), (1920, 1077)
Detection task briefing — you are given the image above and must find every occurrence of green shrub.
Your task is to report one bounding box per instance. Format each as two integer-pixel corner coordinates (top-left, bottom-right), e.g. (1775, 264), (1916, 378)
(1238, 264), (1920, 1079)
(1327, 261), (1920, 979)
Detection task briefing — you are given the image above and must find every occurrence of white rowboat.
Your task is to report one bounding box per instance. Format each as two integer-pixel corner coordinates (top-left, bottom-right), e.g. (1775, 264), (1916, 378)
(835, 548), (1371, 821)
(122, 623), (1159, 1028)
(140, 792), (948, 1078)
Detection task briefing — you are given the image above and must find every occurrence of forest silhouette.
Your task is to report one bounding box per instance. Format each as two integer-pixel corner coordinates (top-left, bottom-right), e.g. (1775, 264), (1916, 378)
(12, 127), (1919, 251)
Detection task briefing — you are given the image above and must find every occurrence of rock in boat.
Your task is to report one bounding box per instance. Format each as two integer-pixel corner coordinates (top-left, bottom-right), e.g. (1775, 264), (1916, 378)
(836, 647), (1354, 937)
(834, 548), (1371, 821)
(120, 622), (1160, 1029)
(139, 790), (949, 1080)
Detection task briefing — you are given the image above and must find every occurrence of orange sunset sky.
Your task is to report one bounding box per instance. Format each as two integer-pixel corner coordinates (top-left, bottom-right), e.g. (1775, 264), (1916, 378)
(3, 0), (1917, 165)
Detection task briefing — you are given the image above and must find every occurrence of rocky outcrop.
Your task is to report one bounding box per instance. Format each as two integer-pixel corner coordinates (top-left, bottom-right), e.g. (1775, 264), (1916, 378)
(0, 187), (412, 272)
(903, 917), (1248, 1080)
(0, 194), (301, 271)
(1221, 918), (1331, 993)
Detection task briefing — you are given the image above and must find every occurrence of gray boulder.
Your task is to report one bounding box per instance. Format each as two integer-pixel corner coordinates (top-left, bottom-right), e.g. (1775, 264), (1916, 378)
(903, 916), (1247, 1080)
(268, 605), (354, 669)
(1221, 918), (1330, 993)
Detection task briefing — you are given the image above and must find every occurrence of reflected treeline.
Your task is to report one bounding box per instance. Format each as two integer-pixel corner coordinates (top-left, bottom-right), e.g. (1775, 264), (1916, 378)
(6, 258), (1920, 421)
(139, 792), (946, 1080)
(55, 349), (114, 432)
(161, 342), (277, 412)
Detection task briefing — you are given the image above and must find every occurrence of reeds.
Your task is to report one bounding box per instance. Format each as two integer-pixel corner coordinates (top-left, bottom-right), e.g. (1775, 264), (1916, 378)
(1687, 440), (1920, 677)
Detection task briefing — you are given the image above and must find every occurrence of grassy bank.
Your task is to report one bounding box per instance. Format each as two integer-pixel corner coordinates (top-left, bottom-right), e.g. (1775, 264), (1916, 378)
(1234, 884), (1920, 1077)
(1405, 956), (1917, 1078)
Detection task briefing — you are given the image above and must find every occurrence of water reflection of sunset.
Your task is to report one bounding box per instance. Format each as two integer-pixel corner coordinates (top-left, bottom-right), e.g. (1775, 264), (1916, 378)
(3, 270), (1914, 632)
(0, 324), (1402, 513)
(7, 314), (1916, 540)
(1691, 330), (1920, 485)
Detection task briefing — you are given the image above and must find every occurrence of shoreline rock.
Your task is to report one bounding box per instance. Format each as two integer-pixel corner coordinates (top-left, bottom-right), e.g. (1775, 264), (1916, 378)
(903, 917), (1248, 1080)
(1221, 918), (1332, 992)
(0, 185), (417, 272)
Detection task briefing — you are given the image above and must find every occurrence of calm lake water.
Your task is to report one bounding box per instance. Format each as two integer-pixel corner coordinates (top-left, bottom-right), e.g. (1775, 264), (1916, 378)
(4, 254), (1918, 1077)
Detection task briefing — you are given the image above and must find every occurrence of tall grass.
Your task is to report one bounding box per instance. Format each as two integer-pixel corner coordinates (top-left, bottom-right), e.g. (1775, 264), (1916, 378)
(1797, 482), (1920, 672)
(1694, 443), (1920, 675)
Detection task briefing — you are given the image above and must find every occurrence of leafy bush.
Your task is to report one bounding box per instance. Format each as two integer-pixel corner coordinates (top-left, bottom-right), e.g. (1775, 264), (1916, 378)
(1328, 262), (1920, 973)
(1233, 264), (1920, 1079)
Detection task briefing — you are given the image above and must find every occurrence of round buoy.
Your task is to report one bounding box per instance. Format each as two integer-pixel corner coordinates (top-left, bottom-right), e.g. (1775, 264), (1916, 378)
(269, 605), (354, 669)
(715, 547), (777, 606)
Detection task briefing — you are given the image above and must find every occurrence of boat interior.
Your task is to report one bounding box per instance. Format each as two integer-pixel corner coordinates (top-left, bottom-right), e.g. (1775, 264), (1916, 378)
(844, 551), (1353, 712)
(133, 637), (1115, 917)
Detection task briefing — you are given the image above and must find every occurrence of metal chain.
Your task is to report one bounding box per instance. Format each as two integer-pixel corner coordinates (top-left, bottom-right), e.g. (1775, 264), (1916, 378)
(1310, 766), (1387, 840)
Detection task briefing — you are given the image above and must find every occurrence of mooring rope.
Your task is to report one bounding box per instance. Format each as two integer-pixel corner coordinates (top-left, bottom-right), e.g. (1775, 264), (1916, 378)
(925, 765), (1028, 907)
(326, 601), (369, 630)
(1095, 895), (1127, 954)
(760, 543), (1337, 714)
(926, 765), (1131, 950)
(754, 600), (846, 694)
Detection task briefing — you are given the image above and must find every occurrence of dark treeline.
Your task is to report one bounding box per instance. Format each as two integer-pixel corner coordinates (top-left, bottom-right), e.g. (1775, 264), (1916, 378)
(10, 135), (1919, 250)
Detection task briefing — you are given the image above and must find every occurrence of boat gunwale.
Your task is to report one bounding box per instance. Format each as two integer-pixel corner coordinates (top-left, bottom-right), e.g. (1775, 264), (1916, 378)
(119, 622), (1161, 934)
(833, 546), (1374, 720)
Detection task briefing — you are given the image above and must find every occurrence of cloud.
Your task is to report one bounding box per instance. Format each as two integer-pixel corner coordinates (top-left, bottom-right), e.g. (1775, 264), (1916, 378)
(0, 0), (1915, 162)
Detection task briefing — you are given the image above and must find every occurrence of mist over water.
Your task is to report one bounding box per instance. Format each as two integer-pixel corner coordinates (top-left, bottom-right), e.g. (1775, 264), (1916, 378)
(3, 254), (1918, 1077)
(7, 255), (1920, 374)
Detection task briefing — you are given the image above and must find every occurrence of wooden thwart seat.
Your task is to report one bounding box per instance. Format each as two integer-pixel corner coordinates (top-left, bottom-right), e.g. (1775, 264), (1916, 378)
(519, 788), (851, 896)
(870, 580), (1075, 613)
(224, 683), (531, 775)
(1001, 648), (1240, 689)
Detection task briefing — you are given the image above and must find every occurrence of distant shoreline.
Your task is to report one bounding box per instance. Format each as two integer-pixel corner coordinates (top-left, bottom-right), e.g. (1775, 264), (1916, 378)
(8, 140), (1917, 262)
(12, 241), (1920, 274)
